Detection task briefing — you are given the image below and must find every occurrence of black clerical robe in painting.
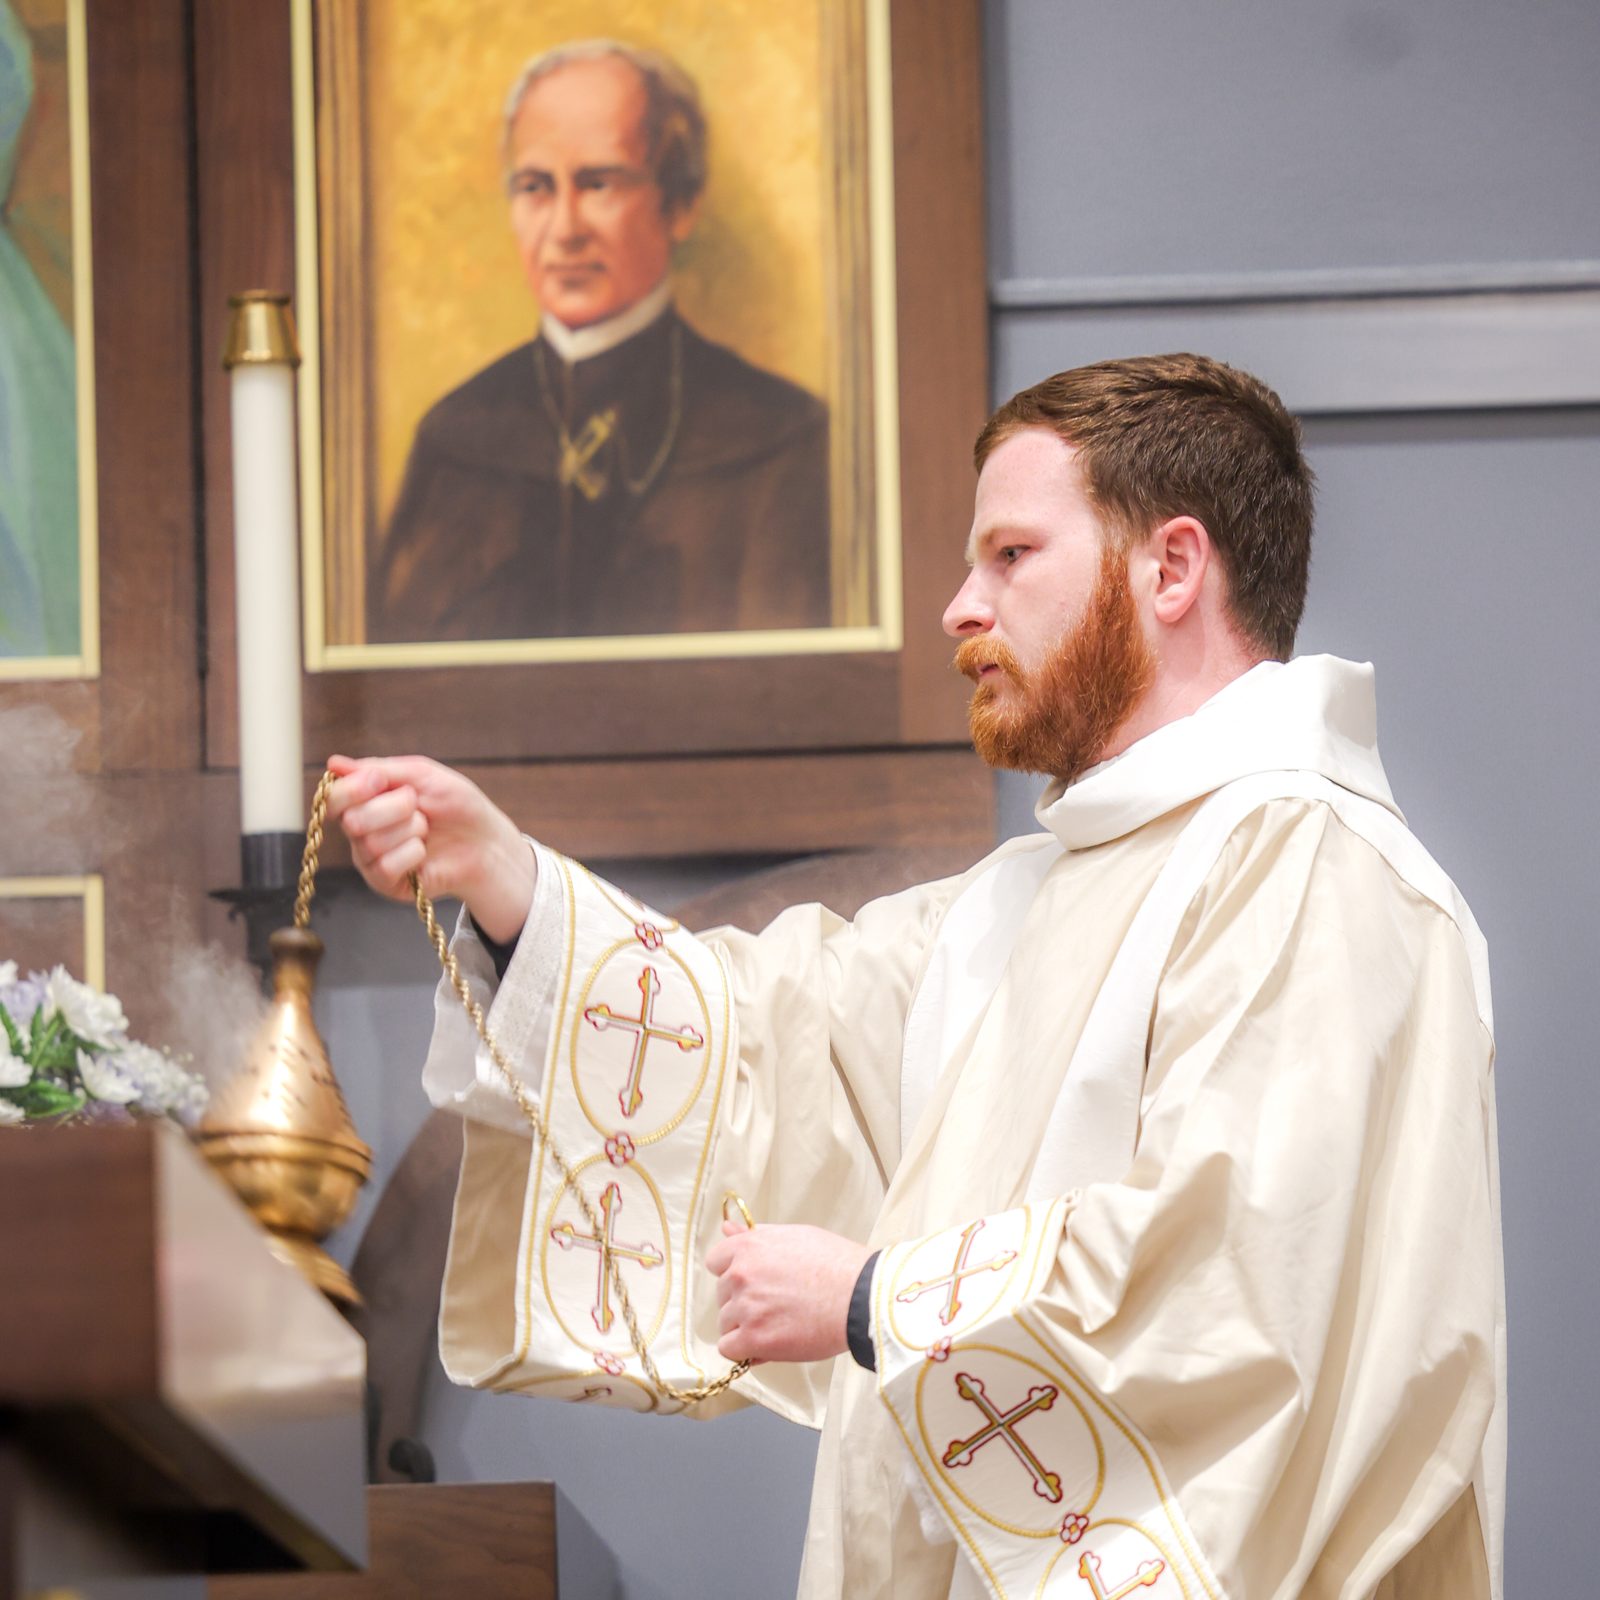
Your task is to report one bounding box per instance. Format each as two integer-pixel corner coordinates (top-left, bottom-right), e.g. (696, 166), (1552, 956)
(367, 311), (831, 642)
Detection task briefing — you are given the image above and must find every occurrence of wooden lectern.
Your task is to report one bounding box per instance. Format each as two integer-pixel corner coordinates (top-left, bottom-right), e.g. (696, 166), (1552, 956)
(0, 1123), (367, 1600)
(210, 1482), (621, 1600)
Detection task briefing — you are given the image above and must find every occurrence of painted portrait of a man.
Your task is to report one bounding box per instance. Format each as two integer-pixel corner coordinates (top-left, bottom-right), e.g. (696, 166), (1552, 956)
(364, 40), (832, 644)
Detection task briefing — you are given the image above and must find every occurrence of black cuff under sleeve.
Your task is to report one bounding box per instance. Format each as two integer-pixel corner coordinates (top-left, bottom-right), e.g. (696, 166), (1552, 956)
(471, 915), (521, 981)
(846, 1250), (881, 1372)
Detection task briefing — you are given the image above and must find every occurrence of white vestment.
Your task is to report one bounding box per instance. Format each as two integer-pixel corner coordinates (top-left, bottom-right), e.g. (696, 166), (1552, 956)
(422, 655), (1505, 1600)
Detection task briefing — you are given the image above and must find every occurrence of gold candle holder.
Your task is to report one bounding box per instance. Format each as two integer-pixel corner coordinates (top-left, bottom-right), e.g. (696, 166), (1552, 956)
(221, 289), (301, 369)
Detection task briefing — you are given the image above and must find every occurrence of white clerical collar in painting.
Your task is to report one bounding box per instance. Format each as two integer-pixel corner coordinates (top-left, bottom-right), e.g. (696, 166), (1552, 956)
(539, 280), (674, 366)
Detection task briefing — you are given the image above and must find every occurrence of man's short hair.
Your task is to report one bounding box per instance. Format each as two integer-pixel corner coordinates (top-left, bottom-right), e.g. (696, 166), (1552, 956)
(502, 39), (709, 217)
(976, 354), (1315, 661)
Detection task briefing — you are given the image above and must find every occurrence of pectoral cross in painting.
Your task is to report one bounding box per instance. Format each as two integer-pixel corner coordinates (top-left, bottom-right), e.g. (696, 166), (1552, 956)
(558, 408), (617, 500)
(550, 1181), (663, 1333)
(584, 966), (704, 1119)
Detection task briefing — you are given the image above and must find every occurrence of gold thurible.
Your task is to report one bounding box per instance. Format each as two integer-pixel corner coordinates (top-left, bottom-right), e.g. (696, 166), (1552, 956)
(221, 289), (301, 369)
(196, 777), (370, 1306)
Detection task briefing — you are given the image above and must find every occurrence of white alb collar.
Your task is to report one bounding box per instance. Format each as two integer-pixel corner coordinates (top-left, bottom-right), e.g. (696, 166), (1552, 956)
(1035, 655), (1402, 851)
(539, 280), (673, 365)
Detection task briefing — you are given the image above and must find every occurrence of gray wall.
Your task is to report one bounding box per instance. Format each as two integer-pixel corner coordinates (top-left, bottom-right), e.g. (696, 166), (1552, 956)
(316, 4), (1599, 1593)
(988, 3), (1600, 1592)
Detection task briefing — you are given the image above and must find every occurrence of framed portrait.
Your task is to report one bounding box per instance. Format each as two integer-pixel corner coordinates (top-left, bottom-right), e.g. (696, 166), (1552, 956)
(0, 0), (99, 681)
(0, 874), (105, 989)
(197, 0), (990, 853)
(295, 0), (899, 668)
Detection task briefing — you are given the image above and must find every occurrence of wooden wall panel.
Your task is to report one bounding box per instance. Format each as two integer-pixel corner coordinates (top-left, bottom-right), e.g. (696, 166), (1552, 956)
(194, 0), (296, 799)
(2, 0), (220, 1030)
(7, 1), (992, 952)
(190, 0), (993, 853)
(890, 0), (993, 744)
(87, 0), (203, 774)
(0, 0), (201, 776)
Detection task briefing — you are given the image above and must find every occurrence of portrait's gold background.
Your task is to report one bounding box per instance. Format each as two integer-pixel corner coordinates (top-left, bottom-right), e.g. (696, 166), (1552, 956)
(363, 0), (829, 532)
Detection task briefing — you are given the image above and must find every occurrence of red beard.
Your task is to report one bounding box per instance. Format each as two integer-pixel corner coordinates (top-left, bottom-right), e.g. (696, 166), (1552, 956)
(954, 544), (1156, 782)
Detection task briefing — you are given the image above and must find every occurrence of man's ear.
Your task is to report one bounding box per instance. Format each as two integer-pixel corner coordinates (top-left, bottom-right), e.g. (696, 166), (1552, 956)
(667, 196), (701, 245)
(1146, 516), (1210, 628)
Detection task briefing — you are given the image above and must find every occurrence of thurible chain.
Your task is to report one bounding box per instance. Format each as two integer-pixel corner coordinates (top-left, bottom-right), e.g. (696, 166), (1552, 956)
(299, 771), (749, 1406)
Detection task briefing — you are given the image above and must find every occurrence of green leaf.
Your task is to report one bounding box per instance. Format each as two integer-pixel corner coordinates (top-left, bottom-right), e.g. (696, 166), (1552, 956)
(14, 1080), (83, 1117)
(37, 1037), (77, 1076)
(0, 1005), (24, 1056)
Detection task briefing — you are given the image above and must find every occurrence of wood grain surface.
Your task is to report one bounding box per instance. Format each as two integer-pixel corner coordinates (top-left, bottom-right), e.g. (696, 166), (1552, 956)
(210, 1484), (557, 1600)
(193, 1), (990, 824)
(0, 1127), (160, 1403)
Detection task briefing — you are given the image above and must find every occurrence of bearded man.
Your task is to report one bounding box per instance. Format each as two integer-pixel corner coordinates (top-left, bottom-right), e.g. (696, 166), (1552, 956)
(330, 354), (1505, 1599)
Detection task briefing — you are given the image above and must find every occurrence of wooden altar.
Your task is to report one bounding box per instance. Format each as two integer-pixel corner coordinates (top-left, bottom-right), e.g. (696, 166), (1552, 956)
(0, 1123), (366, 1599)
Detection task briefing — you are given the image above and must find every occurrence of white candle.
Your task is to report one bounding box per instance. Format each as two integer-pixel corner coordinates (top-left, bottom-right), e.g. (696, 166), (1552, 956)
(226, 297), (304, 837)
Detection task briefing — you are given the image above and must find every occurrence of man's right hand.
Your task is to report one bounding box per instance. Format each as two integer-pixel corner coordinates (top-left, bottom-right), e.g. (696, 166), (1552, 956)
(325, 754), (537, 944)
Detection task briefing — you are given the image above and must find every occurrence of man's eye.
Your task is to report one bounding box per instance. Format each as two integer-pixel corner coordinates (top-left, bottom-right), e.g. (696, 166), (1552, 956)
(999, 546), (1025, 564)
(509, 175), (552, 198)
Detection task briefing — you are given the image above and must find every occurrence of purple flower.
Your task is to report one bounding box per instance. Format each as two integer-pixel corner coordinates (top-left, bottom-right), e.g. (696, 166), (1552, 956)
(93, 1042), (209, 1124)
(0, 959), (208, 1128)
(0, 968), (49, 1032)
(75, 1098), (135, 1127)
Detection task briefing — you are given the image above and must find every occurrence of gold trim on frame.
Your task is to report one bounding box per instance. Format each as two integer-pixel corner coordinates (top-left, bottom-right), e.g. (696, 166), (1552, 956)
(0, 0), (100, 683)
(291, 0), (902, 671)
(0, 874), (106, 991)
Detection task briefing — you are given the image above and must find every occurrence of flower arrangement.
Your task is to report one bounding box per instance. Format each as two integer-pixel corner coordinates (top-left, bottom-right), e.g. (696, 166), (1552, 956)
(0, 960), (209, 1128)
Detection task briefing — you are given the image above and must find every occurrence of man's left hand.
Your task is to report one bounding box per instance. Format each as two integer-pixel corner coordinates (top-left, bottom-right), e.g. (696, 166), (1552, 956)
(705, 1222), (872, 1365)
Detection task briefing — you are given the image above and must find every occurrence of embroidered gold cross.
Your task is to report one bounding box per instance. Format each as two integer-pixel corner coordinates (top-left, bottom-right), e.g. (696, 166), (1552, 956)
(558, 407), (617, 500)
(942, 1371), (1063, 1502)
(895, 1218), (1017, 1325)
(584, 966), (704, 1119)
(1077, 1550), (1166, 1599)
(550, 1181), (664, 1333)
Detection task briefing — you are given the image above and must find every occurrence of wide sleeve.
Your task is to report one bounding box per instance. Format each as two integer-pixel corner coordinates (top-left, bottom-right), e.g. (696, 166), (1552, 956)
(425, 841), (962, 1422)
(869, 803), (1500, 1598)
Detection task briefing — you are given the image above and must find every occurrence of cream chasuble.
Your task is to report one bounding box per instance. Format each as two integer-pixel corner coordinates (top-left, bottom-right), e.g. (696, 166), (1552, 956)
(421, 655), (1505, 1600)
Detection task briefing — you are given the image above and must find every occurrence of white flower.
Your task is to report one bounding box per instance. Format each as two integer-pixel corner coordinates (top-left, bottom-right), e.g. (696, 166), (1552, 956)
(0, 961), (16, 987)
(0, 1099), (23, 1126)
(0, 1037), (29, 1089)
(96, 1041), (209, 1123)
(76, 1047), (140, 1105)
(46, 967), (128, 1049)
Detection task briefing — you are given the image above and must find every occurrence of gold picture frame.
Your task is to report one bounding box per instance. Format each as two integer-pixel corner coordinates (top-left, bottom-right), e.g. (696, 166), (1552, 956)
(0, 873), (105, 990)
(0, 0), (100, 682)
(292, 0), (902, 670)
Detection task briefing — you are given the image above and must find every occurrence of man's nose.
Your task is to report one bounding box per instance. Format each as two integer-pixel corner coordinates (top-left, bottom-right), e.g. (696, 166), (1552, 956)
(551, 182), (588, 246)
(942, 570), (993, 638)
